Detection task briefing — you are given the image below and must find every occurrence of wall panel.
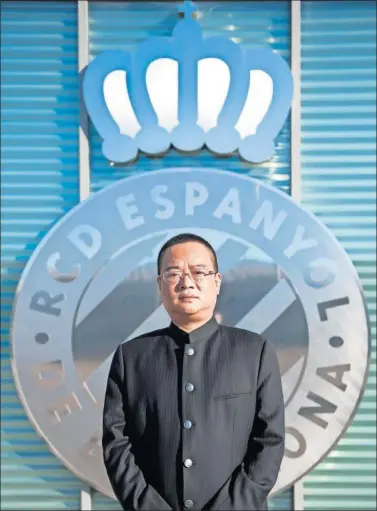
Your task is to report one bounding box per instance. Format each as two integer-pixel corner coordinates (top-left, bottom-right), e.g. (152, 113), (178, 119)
(1, 2), (82, 509)
(301, 2), (376, 509)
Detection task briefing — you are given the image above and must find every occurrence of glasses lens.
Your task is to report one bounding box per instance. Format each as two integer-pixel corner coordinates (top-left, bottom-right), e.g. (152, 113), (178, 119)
(163, 269), (214, 284)
(191, 270), (209, 282)
(164, 270), (182, 283)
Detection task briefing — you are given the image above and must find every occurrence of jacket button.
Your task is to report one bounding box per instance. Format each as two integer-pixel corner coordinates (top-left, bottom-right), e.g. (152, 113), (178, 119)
(183, 420), (192, 429)
(186, 348), (195, 356)
(184, 458), (193, 468)
(184, 500), (194, 508)
(185, 383), (194, 392)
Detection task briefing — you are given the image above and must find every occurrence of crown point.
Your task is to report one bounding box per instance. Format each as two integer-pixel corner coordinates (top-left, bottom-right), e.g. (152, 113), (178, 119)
(102, 135), (138, 164)
(136, 127), (170, 156)
(239, 136), (275, 164)
(206, 127), (241, 155)
(171, 124), (205, 153)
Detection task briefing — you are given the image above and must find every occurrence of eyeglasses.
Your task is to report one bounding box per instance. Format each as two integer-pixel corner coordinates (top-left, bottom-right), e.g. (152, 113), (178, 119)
(159, 269), (217, 285)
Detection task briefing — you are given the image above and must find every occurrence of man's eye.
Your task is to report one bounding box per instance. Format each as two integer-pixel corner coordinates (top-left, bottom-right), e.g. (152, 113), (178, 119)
(168, 271), (181, 277)
(192, 270), (206, 276)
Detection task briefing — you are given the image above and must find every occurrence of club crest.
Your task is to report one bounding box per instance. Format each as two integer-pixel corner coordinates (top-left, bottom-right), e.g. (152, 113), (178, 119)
(11, 168), (370, 498)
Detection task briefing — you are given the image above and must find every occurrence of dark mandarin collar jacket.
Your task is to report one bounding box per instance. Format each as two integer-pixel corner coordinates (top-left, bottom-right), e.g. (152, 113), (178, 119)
(102, 316), (285, 510)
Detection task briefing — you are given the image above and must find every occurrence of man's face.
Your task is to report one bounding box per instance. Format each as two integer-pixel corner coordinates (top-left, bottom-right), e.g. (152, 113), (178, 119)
(157, 241), (221, 322)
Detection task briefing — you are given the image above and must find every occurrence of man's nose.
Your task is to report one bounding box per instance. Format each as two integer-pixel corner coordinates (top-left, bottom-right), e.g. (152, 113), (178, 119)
(179, 273), (195, 288)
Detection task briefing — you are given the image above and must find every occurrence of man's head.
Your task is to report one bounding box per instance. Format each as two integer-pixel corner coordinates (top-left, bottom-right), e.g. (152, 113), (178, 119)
(157, 233), (221, 327)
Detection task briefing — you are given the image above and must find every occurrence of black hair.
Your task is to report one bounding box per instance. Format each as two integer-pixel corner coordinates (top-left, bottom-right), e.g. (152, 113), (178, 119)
(157, 233), (219, 274)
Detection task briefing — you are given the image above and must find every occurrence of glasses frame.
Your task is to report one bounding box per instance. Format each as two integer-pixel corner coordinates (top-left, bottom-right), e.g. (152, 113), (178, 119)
(159, 269), (217, 285)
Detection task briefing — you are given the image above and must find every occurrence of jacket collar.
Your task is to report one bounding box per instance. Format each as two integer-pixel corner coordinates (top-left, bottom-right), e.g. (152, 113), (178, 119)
(168, 316), (219, 346)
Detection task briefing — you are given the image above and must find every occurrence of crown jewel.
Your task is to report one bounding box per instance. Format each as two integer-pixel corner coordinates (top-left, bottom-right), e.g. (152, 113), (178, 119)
(83, 1), (293, 164)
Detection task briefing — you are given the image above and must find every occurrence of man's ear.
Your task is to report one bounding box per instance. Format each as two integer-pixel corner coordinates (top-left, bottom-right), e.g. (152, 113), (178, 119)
(216, 273), (222, 294)
(157, 276), (162, 292)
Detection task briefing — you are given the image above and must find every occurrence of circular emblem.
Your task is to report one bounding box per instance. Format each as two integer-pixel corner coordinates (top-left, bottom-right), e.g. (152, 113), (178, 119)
(11, 168), (370, 497)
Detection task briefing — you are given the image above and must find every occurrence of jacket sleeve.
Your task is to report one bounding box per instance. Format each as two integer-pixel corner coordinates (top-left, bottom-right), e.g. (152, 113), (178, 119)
(102, 345), (172, 511)
(204, 339), (285, 510)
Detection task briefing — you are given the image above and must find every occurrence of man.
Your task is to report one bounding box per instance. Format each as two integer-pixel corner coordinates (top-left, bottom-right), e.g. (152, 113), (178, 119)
(102, 233), (285, 510)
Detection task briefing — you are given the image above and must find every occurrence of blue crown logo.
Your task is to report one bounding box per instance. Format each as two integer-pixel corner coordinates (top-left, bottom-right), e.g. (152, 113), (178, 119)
(83, 1), (294, 164)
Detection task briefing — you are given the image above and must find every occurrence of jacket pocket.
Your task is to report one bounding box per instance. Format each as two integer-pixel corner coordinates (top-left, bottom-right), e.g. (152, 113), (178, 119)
(213, 391), (252, 400)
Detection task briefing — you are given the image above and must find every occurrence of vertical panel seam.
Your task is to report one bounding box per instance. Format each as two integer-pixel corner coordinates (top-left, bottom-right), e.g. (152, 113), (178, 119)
(78, 0), (91, 202)
(291, 0), (304, 507)
(78, 1), (93, 508)
(81, 487), (93, 511)
(290, 0), (301, 203)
